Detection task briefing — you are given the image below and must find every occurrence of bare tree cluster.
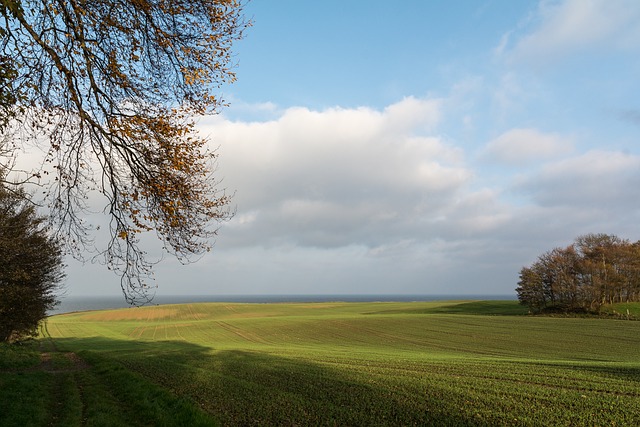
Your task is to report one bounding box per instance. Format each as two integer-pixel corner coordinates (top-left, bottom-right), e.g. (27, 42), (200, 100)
(516, 234), (640, 313)
(0, 1), (248, 304)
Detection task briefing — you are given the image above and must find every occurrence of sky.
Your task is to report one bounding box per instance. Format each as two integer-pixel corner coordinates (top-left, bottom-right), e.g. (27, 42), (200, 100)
(65, 0), (640, 298)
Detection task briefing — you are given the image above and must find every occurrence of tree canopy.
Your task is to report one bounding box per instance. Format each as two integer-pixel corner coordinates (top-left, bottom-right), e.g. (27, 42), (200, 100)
(516, 234), (640, 313)
(0, 175), (64, 342)
(0, 0), (248, 304)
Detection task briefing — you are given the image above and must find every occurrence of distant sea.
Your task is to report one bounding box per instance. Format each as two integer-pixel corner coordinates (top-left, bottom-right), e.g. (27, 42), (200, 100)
(49, 294), (516, 315)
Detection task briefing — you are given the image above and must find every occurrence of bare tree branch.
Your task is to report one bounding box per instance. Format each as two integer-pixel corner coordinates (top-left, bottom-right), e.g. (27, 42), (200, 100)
(0, 0), (248, 304)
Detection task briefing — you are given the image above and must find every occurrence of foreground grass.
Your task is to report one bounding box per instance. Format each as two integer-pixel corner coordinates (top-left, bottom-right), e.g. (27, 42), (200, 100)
(0, 338), (218, 426)
(4, 300), (640, 426)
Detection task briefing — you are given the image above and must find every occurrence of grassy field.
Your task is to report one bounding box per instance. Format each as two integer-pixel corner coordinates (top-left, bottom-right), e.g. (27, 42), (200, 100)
(2, 300), (640, 426)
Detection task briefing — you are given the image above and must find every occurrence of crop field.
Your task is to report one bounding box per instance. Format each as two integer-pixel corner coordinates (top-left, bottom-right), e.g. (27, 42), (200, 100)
(3, 300), (640, 426)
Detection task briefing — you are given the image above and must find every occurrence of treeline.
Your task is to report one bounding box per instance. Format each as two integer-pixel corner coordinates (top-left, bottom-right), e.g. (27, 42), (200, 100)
(516, 234), (640, 313)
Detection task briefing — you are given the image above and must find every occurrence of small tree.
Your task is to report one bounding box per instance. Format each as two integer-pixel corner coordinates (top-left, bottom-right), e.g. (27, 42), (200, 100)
(0, 179), (65, 342)
(516, 266), (546, 313)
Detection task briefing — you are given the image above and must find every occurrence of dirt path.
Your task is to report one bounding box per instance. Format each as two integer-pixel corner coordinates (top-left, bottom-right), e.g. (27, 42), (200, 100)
(40, 351), (90, 374)
(39, 334), (89, 373)
(39, 337), (90, 426)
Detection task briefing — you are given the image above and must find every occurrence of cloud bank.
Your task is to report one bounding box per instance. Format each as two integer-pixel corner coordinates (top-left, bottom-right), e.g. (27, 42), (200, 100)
(202, 97), (478, 250)
(183, 94), (640, 295)
(61, 0), (640, 297)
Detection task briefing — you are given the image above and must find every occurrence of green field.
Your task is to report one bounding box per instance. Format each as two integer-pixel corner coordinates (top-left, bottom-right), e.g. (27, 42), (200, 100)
(2, 300), (640, 426)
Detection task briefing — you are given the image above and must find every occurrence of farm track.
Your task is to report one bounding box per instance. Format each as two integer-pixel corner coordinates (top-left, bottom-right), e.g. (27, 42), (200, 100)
(38, 327), (91, 427)
(35, 327), (178, 427)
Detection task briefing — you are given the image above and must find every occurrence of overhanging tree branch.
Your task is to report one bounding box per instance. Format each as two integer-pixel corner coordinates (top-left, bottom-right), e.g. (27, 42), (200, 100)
(0, 0), (248, 304)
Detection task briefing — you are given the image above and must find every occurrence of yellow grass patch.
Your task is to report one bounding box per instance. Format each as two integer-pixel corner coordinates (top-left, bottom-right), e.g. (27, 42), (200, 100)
(80, 307), (179, 321)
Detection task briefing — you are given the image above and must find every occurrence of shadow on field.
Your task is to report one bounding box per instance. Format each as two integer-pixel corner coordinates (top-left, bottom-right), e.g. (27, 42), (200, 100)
(367, 300), (527, 316)
(427, 301), (528, 315)
(533, 361), (640, 385)
(53, 337), (490, 426)
(579, 365), (640, 384)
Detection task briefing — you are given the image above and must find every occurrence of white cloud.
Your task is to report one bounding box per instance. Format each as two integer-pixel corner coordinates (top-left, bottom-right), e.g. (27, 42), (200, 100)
(503, 0), (640, 64)
(515, 150), (640, 207)
(484, 128), (573, 165)
(382, 96), (442, 132)
(200, 98), (472, 250)
(201, 99), (640, 262)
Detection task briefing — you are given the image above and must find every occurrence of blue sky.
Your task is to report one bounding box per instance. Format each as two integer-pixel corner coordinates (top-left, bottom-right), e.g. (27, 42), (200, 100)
(228, 1), (530, 114)
(67, 0), (640, 298)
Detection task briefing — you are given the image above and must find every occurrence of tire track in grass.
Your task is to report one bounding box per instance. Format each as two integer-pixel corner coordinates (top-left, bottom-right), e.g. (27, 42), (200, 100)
(174, 322), (184, 341)
(47, 321), (64, 339)
(165, 310), (170, 340)
(183, 315), (225, 345)
(75, 371), (88, 426)
(224, 304), (238, 314)
(186, 304), (203, 321)
(42, 325), (175, 426)
(38, 329), (91, 426)
(328, 319), (446, 350)
(215, 321), (269, 344)
(128, 326), (141, 339)
(171, 310), (187, 341)
(45, 357), (65, 426)
(168, 318), (190, 342)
